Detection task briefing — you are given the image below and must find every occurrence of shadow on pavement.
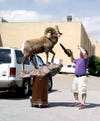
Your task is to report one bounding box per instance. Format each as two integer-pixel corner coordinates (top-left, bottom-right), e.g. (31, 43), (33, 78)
(48, 89), (59, 94)
(0, 91), (28, 100)
(49, 102), (73, 107)
(0, 89), (58, 100)
(86, 103), (100, 108)
(48, 102), (100, 108)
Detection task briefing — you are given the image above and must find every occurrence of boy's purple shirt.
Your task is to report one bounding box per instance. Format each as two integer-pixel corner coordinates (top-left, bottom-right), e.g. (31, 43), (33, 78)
(74, 58), (89, 75)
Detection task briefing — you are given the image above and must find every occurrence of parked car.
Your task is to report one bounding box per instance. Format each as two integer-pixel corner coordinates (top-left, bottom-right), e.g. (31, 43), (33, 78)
(60, 64), (75, 74)
(0, 47), (53, 97)
(60, 64), (89, 75)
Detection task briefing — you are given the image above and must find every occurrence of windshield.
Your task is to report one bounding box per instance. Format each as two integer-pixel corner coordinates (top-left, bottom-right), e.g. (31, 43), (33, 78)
(32, 55), (44, 68)
(0, 49), (11, 63)
(36, 55), (44, 66)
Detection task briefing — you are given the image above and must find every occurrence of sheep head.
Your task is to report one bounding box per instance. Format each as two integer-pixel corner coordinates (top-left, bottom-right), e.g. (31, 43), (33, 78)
(44, 25), (62, 39)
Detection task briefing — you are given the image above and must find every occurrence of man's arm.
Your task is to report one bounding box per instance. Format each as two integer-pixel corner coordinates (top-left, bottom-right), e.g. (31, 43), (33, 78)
(78, 45), (88, 58)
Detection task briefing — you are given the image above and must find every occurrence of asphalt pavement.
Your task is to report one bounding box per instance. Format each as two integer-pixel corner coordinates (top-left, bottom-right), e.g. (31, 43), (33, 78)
(0, 74), (100, 121)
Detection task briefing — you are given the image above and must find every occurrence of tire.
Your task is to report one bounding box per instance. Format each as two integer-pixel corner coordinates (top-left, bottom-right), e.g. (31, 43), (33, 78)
(48, 76), (53, 91)
(21, 78), (31, 97)
(25, 76), (52, 93)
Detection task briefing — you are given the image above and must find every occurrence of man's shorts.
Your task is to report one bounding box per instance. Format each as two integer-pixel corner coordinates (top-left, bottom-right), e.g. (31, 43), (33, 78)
(72, 76), (88, 94)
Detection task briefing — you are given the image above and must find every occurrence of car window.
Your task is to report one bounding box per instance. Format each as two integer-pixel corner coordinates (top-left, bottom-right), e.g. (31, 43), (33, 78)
(0, 49), (11, 63)
(15, 50), (29, 65)
(32, 55), (44, 67)
(67, 65), (71, 68)
(73, 65), (75, 68)
(36, 55), (44, 66)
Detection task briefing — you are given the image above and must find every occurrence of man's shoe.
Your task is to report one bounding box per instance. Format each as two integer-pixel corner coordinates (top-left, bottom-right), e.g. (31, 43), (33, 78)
(79, 104), (86, 109)
(72, 102), (80, 107)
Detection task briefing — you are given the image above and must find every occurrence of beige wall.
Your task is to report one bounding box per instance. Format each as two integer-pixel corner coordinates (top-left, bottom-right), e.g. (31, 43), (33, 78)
(0, 21), (93, 66)
(91, 40), (100, 57)
(81, 24), (93, 56)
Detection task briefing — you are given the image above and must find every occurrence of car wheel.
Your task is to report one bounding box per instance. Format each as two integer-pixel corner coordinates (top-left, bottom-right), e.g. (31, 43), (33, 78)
(21, 79), (30, 97)
(48, 77), (53, 91)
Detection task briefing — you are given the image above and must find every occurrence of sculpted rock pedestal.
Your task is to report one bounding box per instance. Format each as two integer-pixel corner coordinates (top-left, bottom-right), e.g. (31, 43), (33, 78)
(19, 64), (62, 108)
(30, 76), (48, 107)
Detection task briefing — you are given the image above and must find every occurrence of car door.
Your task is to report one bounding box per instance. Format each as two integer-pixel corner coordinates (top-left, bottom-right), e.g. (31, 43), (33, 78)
(0, 49), (11, 83)
(15, 50), (34, 76)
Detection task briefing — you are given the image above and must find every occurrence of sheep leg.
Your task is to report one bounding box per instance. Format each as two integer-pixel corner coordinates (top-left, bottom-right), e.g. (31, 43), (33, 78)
(50, 50), (55, 63)
(30, 55), (38, 69)
(45, 52), (49, 64)
(22, 54), (29, 71)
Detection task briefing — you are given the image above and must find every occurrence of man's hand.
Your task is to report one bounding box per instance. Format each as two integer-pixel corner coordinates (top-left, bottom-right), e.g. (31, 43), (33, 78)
(77, 45), (88, 58)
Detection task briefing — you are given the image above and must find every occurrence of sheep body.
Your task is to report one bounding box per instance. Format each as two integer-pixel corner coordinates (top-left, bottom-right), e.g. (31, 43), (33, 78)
(22, 26), (62, 71)
(22, 36), (53, 54)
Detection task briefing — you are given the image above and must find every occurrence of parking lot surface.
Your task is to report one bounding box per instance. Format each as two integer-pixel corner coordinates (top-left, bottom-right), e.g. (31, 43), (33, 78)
(0, 74), (100, 121)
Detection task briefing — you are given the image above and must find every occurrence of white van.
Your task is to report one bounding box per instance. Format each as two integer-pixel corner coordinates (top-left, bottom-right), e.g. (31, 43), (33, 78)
(0, 47), (53, 96)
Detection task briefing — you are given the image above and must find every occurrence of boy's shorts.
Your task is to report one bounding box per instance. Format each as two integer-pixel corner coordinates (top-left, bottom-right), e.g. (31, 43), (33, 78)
(72, 76), (88, 94)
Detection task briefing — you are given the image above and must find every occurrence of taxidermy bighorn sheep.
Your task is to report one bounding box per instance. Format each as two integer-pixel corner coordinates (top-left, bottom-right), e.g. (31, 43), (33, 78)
(22, 25), (62, 71)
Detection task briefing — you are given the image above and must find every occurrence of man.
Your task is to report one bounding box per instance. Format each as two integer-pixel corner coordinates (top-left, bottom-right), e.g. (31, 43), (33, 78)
(70, 45), (89, 109)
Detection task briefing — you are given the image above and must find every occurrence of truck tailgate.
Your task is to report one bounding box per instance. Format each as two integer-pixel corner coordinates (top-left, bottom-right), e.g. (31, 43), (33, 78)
(0, 64), (9, 80)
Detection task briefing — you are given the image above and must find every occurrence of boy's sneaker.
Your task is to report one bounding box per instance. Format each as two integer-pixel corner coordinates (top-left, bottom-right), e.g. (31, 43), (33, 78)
(72, 102), (80, 107)
(79, 104), (86, 109)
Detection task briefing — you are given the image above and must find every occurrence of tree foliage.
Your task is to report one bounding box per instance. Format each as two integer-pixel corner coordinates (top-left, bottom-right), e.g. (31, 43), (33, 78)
(88, 55), (100, 76)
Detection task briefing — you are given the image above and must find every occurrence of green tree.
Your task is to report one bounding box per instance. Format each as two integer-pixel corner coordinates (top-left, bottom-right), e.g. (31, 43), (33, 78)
(88, 56), (100, 76)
